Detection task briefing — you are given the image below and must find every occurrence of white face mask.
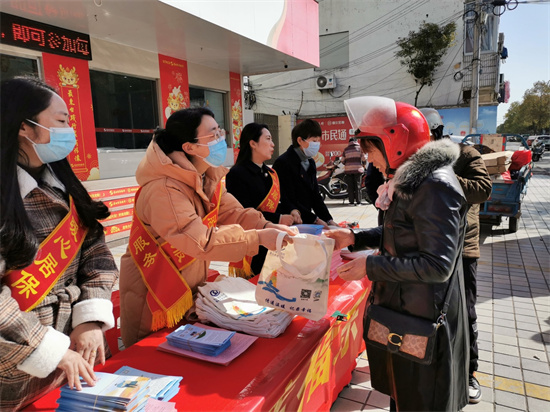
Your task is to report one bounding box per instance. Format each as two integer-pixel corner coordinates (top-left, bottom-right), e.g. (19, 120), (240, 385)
(24, 119), (76, 164)
(303, 140), (320, 158)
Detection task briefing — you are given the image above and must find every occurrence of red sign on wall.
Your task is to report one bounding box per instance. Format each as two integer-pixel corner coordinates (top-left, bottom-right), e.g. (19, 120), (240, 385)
(230, 72), (243, 163)
(299, 116), (354, 170)
(42, 53), (99, 180)
(158, 54), (190, 125)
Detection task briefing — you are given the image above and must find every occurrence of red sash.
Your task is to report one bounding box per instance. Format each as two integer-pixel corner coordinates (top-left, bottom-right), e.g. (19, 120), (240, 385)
(129, 180), (223, 331)
(5, 197), (88, 312)
(228, 168), (280, 279)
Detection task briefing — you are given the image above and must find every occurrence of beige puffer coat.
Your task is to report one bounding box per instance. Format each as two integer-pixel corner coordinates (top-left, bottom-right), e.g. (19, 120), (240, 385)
(120, 141), (268, 347)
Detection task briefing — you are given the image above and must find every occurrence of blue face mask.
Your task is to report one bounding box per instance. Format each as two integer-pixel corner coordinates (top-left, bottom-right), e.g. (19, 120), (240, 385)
(196, 136), (227, 167)
(303, 140), (320, 158)
(25, 119), (76, 164)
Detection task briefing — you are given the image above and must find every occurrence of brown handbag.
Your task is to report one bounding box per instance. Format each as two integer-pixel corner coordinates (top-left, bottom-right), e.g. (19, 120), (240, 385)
(365, 303), (443, 364)
(364, 211), (466, 365)
(364, 262), (459, 365)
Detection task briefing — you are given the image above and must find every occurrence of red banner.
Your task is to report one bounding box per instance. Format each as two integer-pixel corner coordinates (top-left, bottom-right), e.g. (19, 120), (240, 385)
(104, 196), (135, 210)
(230, 72), (243, 163)
(95, 128), (154, 134)
(103, 221), (133, 236)
(298, 116), (354, 171)
(89, 186), (139, 200)
(42, 53), (99, 181)
(101, 208), (133, 223)
(158, 54), (190, 125)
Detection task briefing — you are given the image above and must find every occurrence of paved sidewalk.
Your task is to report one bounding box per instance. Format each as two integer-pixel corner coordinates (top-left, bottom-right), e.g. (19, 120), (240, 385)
(328, 171), (550, 412)
(108, 172), (549, 411)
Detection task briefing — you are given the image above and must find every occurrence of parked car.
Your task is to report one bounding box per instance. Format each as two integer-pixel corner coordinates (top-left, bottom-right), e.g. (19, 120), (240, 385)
(526, 136), (537, 146)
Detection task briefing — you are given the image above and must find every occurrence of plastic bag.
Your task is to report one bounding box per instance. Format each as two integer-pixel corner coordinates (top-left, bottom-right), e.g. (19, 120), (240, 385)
(255, 233), (335, 321)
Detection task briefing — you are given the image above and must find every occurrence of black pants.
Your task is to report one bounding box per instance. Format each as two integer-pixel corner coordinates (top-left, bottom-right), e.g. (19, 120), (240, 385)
(463, 256), (479, 376)
(345, 173), (361, 204)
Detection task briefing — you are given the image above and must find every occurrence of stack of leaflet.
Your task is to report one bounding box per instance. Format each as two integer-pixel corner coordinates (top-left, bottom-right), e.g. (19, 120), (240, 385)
(114, 366), (182, 402)
(56, 372), (150, 412)
(166, 324), (235, 356)
(195, 276), (293, 338)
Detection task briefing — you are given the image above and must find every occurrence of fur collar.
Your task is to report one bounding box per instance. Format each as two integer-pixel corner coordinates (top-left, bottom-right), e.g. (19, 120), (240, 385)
(392, 139), (459, 200)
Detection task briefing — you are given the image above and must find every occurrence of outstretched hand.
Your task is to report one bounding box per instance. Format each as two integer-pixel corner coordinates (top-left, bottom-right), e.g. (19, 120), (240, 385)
(323, 228), (355, 250)
(337, 256), (367, 281)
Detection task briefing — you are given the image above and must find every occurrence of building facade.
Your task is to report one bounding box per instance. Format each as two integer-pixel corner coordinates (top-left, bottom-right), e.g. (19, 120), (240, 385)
(1, 0), (319, 180)
(249, 0), (505, 162)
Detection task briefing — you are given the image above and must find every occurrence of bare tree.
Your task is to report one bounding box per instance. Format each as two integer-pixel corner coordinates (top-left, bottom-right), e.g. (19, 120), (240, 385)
(395, 22), (456, 107)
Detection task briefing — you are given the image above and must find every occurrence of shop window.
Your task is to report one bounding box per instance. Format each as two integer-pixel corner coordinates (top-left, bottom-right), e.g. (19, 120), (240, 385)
(90, 71), (159, 149)
(189, 87), (228, 141)
(0, 54), (38, 81)
(316, 31), (349, 70)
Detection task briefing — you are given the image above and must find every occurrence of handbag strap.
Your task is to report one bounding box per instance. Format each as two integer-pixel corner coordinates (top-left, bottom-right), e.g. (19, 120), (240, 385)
(370, 207), (468, 324)
(438, 209), (468, 323)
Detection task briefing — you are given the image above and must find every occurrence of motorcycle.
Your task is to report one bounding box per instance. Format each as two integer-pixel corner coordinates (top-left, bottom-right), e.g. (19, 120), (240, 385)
(317, 155), (348, 200)
(531, 138), (544, 162)
(317, 154), (370, 203)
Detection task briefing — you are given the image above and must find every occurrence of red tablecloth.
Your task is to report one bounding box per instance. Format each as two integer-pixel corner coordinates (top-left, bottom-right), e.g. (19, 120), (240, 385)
(27, 252), (371, 412)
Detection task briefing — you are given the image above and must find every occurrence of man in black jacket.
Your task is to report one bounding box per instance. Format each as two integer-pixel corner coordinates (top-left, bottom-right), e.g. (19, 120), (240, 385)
(421, 108), (492, 404)
(273, 119), (337, 228)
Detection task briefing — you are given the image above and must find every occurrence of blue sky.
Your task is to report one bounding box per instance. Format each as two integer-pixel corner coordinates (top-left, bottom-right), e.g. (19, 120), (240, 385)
(496, 1), (550, 125)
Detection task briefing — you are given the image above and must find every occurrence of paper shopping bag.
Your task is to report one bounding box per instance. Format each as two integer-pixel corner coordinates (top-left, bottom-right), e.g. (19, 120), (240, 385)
(255, 233), (335, 321)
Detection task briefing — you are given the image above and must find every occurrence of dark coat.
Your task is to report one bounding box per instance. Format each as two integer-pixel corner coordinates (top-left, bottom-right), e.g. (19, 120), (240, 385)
(352, 139), (469, 411)
(272, 145), (333, 224)
(226, 160), (282, 274)
(454, 144), (492, 258)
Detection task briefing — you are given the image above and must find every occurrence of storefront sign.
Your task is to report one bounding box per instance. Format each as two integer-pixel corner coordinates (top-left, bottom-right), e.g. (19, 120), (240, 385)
(158, 54), (190, 124)
(299, 116), (354, 170)
(230, 72), (243, 163)
(1, 12), (92, 60)
(42, 53), (99, 180)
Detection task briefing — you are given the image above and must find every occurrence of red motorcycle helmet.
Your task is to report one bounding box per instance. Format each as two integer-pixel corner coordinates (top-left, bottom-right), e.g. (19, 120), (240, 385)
(344, 96), (431, 176)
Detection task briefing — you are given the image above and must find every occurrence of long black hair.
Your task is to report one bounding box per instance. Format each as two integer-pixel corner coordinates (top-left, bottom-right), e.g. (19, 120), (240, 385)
(1, 77), (109, 270)
(155, 107), (215, 157)
(234, 122), (269, 165)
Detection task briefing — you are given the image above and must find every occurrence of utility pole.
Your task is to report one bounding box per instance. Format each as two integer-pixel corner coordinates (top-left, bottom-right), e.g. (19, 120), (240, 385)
(469, 0), (482, 134)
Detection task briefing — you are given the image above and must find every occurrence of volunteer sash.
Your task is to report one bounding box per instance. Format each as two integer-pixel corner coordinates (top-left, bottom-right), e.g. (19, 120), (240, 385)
(129, 180), (223, 331)
(229, 168), (280, 279)
(5, 197), (88, 312)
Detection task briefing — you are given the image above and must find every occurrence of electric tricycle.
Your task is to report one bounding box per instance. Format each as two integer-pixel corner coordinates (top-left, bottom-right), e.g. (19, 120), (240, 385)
(461, 134), (532, 233)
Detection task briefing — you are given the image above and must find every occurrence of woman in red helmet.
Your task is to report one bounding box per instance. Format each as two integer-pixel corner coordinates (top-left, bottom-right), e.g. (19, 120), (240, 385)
(326, 96), (469, 411)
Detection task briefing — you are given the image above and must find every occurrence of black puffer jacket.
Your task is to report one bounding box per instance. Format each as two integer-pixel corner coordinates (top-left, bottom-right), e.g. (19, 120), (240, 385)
(352, 139), (469, 411)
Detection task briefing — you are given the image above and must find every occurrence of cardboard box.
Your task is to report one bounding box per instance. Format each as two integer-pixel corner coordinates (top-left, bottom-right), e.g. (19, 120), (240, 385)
(486, 164), (509, 175)
(479, 134), (506, 152)
(480, 151), (514, 167)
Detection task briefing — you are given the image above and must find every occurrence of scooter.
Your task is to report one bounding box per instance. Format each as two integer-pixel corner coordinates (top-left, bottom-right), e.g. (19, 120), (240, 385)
(531, 139), (544, 162)
(317, 156), (348, 200)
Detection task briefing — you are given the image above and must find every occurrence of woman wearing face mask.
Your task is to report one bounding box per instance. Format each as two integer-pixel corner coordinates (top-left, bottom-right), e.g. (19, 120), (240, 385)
(225, 123), (297, 278)
(272, 119), (337, 229)
(0, 77), (118, 410)
(119, 108), (295, 348)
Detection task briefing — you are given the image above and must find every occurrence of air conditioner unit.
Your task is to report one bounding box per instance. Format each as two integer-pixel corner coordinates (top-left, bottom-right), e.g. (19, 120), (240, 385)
(316, 73), (336, 90)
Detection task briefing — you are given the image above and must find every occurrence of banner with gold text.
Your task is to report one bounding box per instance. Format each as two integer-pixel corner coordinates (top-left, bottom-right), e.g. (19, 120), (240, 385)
(42, 53), (99, 180)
